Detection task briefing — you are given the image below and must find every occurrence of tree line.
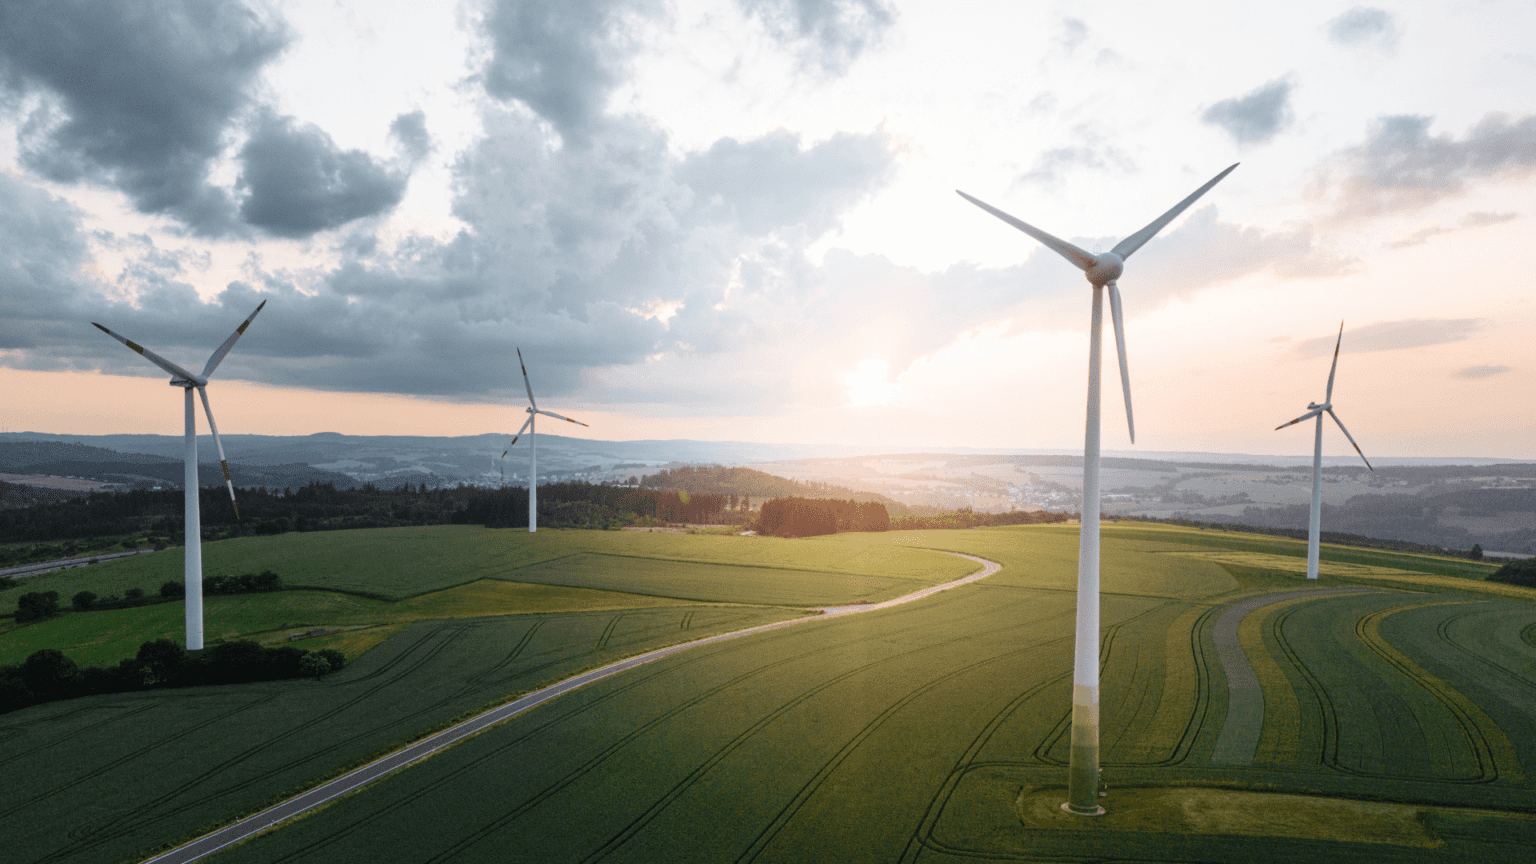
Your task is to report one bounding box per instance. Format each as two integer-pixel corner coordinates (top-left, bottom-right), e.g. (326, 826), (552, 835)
(756, 498), (891, 537)
(1, 639), (346, 716)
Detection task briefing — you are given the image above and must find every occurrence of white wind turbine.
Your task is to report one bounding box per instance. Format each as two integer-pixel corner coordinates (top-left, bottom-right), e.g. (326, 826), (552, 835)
(958, 164), (1237, 816)
(502, 348), (588, 532)
(93, 301), (266, 651)
(1275, 322), (1373, 580)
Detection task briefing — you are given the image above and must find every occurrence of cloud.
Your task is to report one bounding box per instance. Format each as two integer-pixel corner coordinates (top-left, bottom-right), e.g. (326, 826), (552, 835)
(737, 0), (896, 74)
(1291, 319), (1484, 358)
(236, 112), (408, 238)
(1327, 6), (1399, 51)
(678, 128), (897, 236)
(1315, 113), (1536, 218)
(1455, 364), (1510, 379)
(1056, 17), (1089, 51)
(1202, 78), (1294, 145)
(1015, 141), (1134, 187)
(389, 111), (433, 163)
(479, 0), (661, 143)
(1387, 210), (1519, 248)
(0, 0), (286, 235)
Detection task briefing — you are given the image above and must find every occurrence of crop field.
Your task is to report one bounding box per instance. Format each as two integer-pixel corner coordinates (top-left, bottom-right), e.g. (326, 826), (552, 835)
(3, 523), (1534, 863)
(0, 526), (970, 669)
(0, 605), (805, 864)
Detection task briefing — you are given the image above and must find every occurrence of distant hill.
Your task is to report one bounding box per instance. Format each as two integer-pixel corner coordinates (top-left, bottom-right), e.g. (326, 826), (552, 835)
(639, 465), (904, 511)
(0, 442), (361, 491)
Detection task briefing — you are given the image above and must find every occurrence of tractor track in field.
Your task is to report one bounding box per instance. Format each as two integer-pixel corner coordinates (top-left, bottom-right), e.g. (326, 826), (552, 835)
(0, 701), (159, 765)
(1, 694), (280, 823)
(899, 601), (1201, 864)
(1355, 604), (1504, 784)
(448, 589), (1054, 864)
(206, 557), (1010, 864)
(34, 623), (476, 863)
(79, 608), (730, 860)
(1270, 598), (1503, 785)
(1436, 607), (1536, 693)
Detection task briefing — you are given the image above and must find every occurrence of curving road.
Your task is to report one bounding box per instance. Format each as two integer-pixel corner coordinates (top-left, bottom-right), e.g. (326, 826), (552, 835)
(140, 552), (1001, 864)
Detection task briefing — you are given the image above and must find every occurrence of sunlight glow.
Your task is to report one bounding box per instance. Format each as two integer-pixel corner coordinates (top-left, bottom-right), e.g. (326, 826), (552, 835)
(844, 358), (900, 407)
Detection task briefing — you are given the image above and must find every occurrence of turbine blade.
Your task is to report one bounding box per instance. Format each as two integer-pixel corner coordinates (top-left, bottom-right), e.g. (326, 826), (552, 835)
(955, 191), (1096, 271)
(92, 322), (201, 382)
(201, 300), (267, 379)
(1326, 409), (1372, 470)
(517, 347), (537, 410)
(537, 409), (588, 427)
(1325, 320), (1343, 402)
(504, 416), (534, 454)
(1275, 409), (1322, 431)
(1110, 163), (1239, 260)
(196, 386), (240, 519)
(1107, 283), (1134, 443)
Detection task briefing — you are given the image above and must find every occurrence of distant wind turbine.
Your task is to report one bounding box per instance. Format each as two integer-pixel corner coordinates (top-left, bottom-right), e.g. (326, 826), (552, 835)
(93, 301), (266, 651)
(958, 164), (1237, 816)
(1275, 322), (1373, 580)
(502, 348), (588, 532)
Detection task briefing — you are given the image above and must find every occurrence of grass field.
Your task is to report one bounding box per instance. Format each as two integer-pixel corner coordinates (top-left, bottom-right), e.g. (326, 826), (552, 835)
(0, 526), (970, 669)
(3, 522), (1534, 864)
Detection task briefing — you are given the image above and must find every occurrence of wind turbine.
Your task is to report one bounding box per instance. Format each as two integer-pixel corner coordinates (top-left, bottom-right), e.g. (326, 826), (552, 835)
(1275, 322), (1373, 580)
(93, 300), (266, 651)
(502, 348), (588, 532)
(958, 164), (1237, 816)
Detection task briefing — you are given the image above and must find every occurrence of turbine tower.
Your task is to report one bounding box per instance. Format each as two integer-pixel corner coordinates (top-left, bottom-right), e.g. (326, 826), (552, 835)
(958, 164), (1237, 816)
(1275, 322), (1373, 579)
(502, 348), (588, 532)
(93, 300), (266, 651)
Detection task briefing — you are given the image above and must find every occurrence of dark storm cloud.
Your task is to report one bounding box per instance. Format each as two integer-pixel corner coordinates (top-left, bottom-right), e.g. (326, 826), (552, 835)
(1455, 365), (1510, 379)
(1327, 6), (1399, 51)
(1202, 78), (1294, 145)
(480, 0), (660, 142)
(1292, 319), (1484, 359)
(390, 111), (433, 163)
(1317, 113), (1536, 218)
(737, 0), (896, 74)
(678, 129), (897, 236)
(0, 0), (285, 236)
(236, 112), (408, 239)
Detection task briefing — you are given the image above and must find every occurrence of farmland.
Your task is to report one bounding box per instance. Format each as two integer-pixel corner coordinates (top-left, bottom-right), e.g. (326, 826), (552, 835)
(2, 523), (1534, 863)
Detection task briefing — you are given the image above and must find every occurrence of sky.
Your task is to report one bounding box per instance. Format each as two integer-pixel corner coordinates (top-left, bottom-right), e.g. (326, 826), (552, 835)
(1, 0), (1533, 458)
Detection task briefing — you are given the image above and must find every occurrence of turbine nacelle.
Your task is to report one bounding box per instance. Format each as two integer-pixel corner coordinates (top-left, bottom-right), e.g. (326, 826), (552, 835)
(1084, 253), (1124, 288)
(1307, 401), (1332, 411)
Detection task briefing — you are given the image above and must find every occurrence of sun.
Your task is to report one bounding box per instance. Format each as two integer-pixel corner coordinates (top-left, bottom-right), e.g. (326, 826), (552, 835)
(844, 358), (900, 407)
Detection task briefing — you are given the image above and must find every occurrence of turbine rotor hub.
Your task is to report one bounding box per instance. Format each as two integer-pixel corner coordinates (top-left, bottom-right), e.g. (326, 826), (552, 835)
(1085, 252), (1124, 288)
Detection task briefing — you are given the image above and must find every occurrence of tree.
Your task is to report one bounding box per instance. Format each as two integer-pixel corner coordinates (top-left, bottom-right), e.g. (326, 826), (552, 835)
(15, 591), (59, 623)
(1469, 543), (1484, 560)
(137, 639), (187, 683)
(160, 581), (185, 598)
(72, 591), (98, 611)
(1487, 557), (1536, 588)
(21, 649), (78, 696)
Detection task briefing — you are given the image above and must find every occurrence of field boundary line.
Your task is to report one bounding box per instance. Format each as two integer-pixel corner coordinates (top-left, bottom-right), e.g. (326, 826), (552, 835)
(136, 552), (1001, 864)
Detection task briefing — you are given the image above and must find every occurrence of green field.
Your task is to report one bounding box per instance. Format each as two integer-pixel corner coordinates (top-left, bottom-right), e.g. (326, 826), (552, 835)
(0, 527), (971, 668)
(2, 523), (1534, 863)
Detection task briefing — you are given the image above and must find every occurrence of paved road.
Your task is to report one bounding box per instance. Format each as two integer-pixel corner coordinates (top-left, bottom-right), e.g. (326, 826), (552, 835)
(139, 552), (1001, 864)
(0, 547), (157, 580)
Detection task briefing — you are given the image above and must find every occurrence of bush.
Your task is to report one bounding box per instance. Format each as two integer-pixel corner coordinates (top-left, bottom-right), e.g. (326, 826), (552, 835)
(299, 652), (331, 678)
(124, 587), (144, 600)
(21, 649), (78, 697)
(161, 581), (185, 598)
(72, 590), (98, 611)
(15, 591), (60, 623)
(316, 648), (346, 672)
(137, 639), (187, 684)
(1487, 557), (1536, 588)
